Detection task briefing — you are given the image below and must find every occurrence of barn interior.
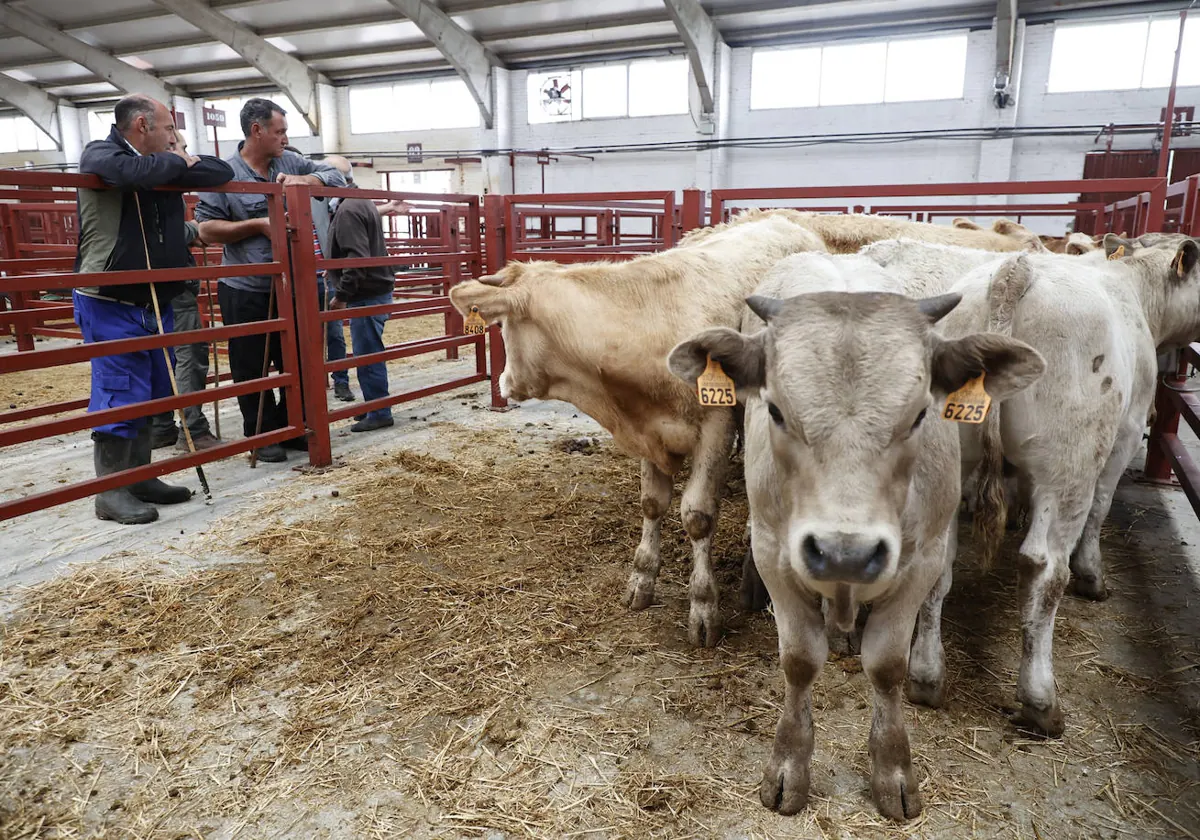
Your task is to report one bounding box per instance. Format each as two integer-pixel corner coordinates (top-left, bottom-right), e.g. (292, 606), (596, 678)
(3, 0), (1200, 837)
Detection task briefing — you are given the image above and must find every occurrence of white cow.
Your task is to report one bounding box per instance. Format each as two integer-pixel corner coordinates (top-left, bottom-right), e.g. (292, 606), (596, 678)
(858, 236), (1200, 736)
(668, 252), (1043, 820)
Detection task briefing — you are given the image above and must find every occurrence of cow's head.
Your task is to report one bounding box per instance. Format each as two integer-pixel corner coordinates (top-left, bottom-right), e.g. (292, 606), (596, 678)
(668, 292), (1044, 593)
(449, 262), (555, 402)
(1104, 232), (1200, 347)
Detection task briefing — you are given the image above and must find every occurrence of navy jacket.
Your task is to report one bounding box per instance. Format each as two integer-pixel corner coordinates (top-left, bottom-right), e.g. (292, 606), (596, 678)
(75, 126), (234, 306)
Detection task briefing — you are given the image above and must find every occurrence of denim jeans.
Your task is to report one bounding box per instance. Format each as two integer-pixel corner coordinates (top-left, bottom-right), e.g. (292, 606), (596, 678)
(152, 289), (212, 438)
(347, 291), (392, 421)
(316, 276), (348, 387)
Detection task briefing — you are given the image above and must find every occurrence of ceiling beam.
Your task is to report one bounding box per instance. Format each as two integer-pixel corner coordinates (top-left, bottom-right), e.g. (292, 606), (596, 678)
(148, 0), (328, 133)
(0, 71), (61, 147)
(0, 4), (174, 104)
(382, 0), (506, 129)
(662, 0), (723, 117)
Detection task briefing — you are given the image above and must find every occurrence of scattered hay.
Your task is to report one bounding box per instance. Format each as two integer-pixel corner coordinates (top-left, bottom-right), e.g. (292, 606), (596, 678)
(1, 425), (1198, 838)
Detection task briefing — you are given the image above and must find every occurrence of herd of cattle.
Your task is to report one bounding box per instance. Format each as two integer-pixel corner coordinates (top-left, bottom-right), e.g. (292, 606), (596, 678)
(449, 210), (1197, 821)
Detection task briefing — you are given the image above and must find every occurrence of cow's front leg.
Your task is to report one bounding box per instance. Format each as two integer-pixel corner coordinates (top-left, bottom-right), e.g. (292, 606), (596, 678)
(759, 582), (826, 815)
(907, 517), (957, 708)
(624, 459), (673, 611)
(861, 550), (944, 822)
(681, 410), (734, 647)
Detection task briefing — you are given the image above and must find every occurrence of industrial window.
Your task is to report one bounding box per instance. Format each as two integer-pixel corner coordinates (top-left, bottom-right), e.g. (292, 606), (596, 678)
(88, 110), (115, 142)
(1048, 16), (1200, 93)
(203, 93), (312, 142)
(0, 115), (56, 153)
(348, 79), (480, 134)
(750, 33), (968, 109)
(527, 58), (690, 123)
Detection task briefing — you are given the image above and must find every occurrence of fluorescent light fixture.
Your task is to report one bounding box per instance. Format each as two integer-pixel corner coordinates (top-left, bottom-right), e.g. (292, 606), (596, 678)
(266, 37), (298, 53)
(122, 55), (155, 70)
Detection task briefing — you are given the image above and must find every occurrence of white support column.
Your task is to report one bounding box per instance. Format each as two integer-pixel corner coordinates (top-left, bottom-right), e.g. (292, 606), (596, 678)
(57, 101), (82, 165)
(318, 83), (339, 154)
(482, 67), (512, 194)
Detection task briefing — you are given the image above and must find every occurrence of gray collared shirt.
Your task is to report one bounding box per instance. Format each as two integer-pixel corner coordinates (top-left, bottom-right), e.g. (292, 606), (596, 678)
(195, 143), (345, 293)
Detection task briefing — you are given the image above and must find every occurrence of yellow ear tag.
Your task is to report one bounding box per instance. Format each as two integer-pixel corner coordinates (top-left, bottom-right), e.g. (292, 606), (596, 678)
(943, 373), (991, 424)
(696, 357), (736, 407)
(464, 306), (486, 336)
(1107, 244), (1125, 261)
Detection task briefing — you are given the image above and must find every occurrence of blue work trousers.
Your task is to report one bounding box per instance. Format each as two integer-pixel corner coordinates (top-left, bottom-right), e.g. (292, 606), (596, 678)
(347, 292), (392, 421)
(316, 275), (348, 386)
(73, 291), (175, 439)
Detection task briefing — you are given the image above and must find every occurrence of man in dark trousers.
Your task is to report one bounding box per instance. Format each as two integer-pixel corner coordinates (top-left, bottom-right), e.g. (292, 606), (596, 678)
(195, 98), (344, 463)
(75, 93), (234, 524)
(325, 155), (398, 432)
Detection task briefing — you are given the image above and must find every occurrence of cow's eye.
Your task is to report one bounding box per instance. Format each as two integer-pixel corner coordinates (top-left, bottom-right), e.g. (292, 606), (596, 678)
(767, 402), (785, 427)
(910, 408), (927, 433)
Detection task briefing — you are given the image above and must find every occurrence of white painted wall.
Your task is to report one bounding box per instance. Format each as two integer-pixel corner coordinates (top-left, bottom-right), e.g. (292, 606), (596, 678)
(3, 14), (1199, 232)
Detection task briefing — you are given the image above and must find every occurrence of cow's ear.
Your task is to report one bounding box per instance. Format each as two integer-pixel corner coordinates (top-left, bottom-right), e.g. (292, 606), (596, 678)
(931, 333), (1045, 401)
(1103, 233), (1134, 260)
(668, 327), (765, 395)
(448, 279), (514, 323)
(1171, 239), (1200, 279)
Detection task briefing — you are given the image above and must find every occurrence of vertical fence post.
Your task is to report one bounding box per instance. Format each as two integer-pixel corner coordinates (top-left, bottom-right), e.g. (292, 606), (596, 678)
(1144, 354), (1187, 484)
(0, 204), (35, 352)
(284, 184), (332, 467)
(444, 210), (462, 361)
(681, 188), (705, 234)
(483, 193), (509, 410)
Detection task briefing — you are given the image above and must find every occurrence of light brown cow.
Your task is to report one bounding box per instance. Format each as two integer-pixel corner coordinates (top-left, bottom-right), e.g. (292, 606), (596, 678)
(449, 212), (826, 646)
(668, 252), (1044, 820)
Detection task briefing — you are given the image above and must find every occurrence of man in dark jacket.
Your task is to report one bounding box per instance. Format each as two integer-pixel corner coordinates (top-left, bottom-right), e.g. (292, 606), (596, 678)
(325, 156), (397, 433)
(74, 93), (234, 525)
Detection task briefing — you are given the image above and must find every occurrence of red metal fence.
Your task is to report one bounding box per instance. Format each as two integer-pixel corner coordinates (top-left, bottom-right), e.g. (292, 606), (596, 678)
(708, 178), (1170, 235)
(287, 183), (489, 466)
(0, 170), (304, 522)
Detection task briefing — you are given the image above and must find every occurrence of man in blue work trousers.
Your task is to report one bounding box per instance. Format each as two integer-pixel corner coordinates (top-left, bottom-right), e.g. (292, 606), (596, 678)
(74, 93), (234, 524)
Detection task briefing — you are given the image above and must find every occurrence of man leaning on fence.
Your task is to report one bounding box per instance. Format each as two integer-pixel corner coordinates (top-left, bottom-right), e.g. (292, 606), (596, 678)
(195, 98), (345, 464)
(74, 94), (234, 525)
(324, 155), (399, 433)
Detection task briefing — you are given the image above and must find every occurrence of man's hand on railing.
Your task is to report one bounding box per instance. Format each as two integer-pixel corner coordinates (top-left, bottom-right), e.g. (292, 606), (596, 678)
(169, 148), (200, 168)
(276, 173), (323, 187)
(376, 199), (413, 217)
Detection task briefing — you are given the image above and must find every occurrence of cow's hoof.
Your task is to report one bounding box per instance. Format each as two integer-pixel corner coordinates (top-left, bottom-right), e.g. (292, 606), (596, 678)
(871, 768), (923, 821)
(760, 760), (810, 815)
(689, 605), (722, 648)
(906, 675), (946, 709)
(1071, 575), (1109, 602)
(623, 577), (655, 611)
(1013, 702), (1065, 738)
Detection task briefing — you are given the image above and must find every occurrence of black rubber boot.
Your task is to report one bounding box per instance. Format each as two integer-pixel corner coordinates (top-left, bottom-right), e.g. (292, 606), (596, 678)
(129, 425), (193, 505)
(93, 432), (158, 524)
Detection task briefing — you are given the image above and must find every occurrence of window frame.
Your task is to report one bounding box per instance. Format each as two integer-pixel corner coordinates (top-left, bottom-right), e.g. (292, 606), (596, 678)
(1047, 13), (1200, 94)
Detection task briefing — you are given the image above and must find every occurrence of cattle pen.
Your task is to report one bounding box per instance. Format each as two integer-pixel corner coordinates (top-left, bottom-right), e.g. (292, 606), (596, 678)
(3, 163), (1200, 838)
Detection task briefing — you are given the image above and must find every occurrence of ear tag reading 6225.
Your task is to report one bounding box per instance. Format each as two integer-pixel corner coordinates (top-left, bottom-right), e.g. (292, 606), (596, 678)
(464, 306), (486, 336)
(697, 357), (736, 407)
(943, 373), (991, 424)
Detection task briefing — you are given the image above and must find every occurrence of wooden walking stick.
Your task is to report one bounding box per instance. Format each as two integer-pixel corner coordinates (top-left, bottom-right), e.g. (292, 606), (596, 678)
(134, 193), (211, 500)
(203, 277), (222, 441)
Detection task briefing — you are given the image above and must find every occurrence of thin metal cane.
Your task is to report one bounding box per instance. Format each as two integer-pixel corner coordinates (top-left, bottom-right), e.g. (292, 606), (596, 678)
(133, 193), (211, 500)
(247, 276), (277, 469)
(203, 277), (222, 440)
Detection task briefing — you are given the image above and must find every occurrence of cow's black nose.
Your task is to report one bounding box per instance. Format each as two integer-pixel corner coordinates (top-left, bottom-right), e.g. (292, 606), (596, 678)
(802, 533), (890, 583)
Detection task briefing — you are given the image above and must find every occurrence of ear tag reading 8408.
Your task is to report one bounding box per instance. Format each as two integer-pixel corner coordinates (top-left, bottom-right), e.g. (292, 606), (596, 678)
(943, 373), (991, 424)
(697, 356), (736, 407)
(464, 306), (486, 336)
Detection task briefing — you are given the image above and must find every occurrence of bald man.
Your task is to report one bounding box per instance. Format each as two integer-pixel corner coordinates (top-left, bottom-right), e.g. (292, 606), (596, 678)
(74, 94), (233, 524)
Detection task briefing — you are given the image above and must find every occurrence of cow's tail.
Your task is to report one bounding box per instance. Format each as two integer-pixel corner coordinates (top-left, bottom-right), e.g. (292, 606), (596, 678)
(973, 254), (1032, 568)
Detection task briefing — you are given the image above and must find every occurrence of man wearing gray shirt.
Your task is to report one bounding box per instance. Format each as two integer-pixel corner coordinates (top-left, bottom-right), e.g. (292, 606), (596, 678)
(196, 98), (344, 463)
